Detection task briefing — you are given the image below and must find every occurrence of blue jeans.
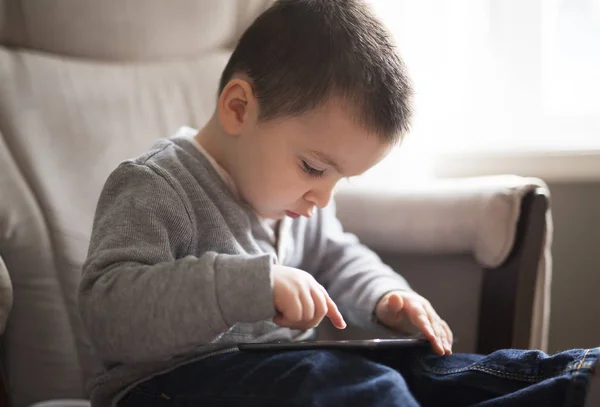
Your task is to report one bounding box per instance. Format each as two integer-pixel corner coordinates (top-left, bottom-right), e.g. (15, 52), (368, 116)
(118, 347), (599, 407)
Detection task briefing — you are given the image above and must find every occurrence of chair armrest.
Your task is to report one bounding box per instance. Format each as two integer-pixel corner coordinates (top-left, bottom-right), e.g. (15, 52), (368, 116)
(335, 175), (552, 352)
(335, 175), (550, 269)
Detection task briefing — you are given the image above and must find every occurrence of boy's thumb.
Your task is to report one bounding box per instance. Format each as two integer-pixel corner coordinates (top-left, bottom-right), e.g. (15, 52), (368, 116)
(386, 292), (404, 313)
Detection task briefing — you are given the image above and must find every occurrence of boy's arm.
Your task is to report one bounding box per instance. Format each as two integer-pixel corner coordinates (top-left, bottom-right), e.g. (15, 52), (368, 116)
(78, 162), (275, 365)
(308, 200), (412, 331)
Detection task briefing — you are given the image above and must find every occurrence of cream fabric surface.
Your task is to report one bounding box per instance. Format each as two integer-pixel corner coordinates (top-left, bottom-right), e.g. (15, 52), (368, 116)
(336, 175), (549, 268)
(0, 46), (231, 405)
(0, 0), (273, 60)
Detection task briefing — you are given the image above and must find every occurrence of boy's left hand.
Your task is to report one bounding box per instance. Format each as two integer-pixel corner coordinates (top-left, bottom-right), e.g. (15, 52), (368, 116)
(375, 290), (453, 356)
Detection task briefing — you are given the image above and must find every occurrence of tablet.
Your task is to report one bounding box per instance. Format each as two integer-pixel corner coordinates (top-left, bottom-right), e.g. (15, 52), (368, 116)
(237, 337), (430, 351)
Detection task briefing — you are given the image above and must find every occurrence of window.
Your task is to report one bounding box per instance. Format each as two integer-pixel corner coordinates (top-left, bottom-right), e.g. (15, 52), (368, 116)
(345, 0), (600, 185)
(368, 0), (600, 152)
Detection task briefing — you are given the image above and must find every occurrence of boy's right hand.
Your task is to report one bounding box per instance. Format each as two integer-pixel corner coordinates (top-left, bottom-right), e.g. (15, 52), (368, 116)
(272, 265), (347, 331)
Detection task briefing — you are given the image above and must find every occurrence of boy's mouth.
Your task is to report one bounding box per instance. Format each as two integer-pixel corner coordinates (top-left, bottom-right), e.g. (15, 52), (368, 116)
(285, 210), (302, 219)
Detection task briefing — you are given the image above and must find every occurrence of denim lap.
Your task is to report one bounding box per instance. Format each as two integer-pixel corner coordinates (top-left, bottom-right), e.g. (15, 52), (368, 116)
(119, 347), (599, 407)
(403, 348), (600, 407)
(120, 350), (419, 407)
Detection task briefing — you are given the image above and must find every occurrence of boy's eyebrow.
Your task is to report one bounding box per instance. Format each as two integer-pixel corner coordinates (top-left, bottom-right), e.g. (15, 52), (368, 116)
(308, 150), (343, 173)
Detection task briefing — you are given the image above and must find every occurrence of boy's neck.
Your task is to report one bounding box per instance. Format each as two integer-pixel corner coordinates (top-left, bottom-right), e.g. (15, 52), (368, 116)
(194, 115), (231, 175)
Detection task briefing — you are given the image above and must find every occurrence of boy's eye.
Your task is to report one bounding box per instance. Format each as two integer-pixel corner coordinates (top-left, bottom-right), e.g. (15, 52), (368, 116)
(301, 160), (325, 178)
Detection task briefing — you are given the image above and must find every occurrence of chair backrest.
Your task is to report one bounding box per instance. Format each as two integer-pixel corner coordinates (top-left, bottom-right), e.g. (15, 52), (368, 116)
(0, 1), (271, 405)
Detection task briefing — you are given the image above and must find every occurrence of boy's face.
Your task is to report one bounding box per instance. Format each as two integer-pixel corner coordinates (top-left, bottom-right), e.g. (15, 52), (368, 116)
(226, 98), (392, 220)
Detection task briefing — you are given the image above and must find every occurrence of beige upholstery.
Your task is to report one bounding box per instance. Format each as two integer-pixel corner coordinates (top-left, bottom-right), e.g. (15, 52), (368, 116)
(0, 0), (272, 60)
(0, 1), (552, 406)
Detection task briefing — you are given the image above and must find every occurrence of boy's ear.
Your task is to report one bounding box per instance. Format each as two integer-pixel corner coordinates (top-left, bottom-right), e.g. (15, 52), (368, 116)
(217, 78), (257, 136)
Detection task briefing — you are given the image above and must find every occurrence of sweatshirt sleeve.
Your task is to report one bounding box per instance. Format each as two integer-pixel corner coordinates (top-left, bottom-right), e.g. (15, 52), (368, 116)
(308, 200), (412, 331)
(78, 161), (275, 365)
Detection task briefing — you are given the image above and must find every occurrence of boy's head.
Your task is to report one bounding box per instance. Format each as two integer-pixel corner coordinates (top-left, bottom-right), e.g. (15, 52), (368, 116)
(210, 0), (413, 220)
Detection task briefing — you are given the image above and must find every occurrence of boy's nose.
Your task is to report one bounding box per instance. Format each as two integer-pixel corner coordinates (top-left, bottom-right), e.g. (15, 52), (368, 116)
(304, 186), (334, 209)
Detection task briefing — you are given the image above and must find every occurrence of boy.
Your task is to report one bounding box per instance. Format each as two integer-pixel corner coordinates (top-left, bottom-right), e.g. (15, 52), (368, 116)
(79, 0), (598, 406)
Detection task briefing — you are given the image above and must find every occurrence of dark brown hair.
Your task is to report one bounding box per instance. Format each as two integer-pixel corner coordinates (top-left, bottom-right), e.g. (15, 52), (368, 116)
(219, 0), (413, 143)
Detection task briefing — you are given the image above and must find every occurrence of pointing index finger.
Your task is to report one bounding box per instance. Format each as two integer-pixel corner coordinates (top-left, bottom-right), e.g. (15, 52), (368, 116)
(324, 292), (346, 329)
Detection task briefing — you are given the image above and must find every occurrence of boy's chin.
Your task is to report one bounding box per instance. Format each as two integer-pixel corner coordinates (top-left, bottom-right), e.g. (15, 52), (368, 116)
(266, 212), (286, 220)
